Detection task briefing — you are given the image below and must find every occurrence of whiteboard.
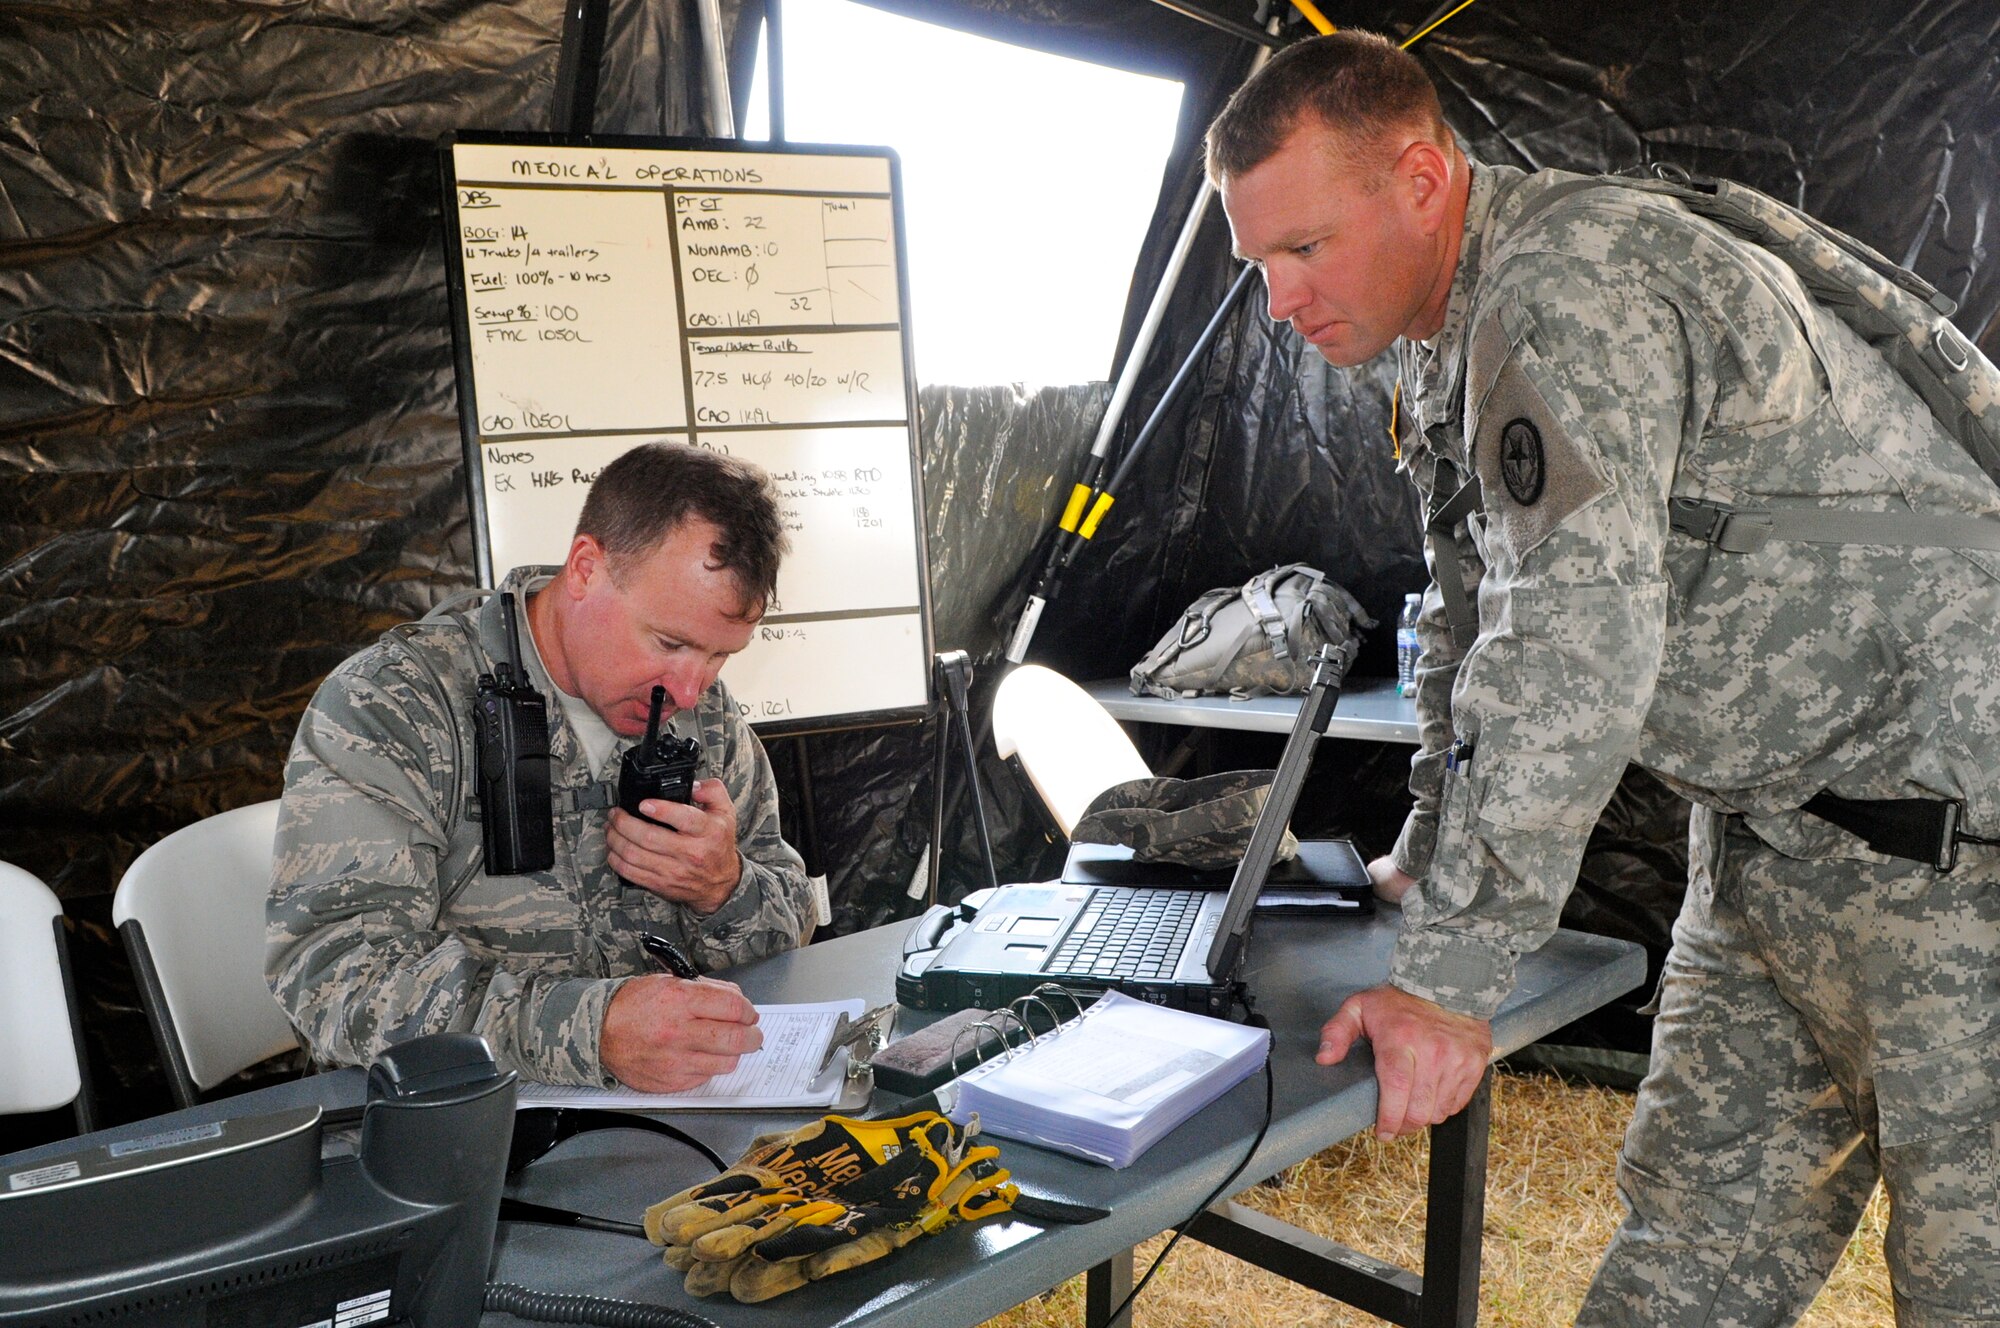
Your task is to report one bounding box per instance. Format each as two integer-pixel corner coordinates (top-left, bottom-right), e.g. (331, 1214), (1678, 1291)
(441, 134), (932, 734)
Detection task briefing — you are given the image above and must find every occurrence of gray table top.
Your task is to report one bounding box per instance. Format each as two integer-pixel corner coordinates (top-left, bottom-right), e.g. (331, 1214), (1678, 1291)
(7, 912), (1642, 1328)
(495, 912), (1640, 1326)
(1084, 675), (1420, 745)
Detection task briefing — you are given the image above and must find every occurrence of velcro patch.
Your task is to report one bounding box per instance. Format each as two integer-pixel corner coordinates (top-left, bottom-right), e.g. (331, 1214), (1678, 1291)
(1466, 309), (1611, 564)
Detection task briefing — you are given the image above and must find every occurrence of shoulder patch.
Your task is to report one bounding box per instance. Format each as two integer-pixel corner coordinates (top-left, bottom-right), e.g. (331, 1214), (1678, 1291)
(1498, 418), (1545, 505)
(1465, 308), (1611, 564)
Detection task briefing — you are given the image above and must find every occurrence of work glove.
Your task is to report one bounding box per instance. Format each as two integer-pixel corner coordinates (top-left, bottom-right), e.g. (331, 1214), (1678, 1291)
(648, 1111), (1018, 1302)
(642, 1109), (954, 1247)
(730, 1136), (1016, 1302)
(640, 1104), (952, 1248)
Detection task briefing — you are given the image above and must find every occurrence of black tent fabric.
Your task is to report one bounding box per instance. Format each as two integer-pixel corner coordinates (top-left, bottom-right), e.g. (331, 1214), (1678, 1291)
(3, 0), (1995, 1128)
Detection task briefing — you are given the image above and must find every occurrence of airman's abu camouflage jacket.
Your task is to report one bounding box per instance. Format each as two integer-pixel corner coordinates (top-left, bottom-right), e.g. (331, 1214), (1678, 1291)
(267, 567), (814, 1085)
(1389, 163), (2000, 1018)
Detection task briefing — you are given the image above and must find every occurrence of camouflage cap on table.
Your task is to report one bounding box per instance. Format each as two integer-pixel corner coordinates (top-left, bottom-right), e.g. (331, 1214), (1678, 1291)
(1070, 769), (1299, 870)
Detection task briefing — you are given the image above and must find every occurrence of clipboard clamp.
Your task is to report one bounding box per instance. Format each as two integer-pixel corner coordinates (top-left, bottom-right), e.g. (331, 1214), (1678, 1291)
(818, 1002), (899, 1078)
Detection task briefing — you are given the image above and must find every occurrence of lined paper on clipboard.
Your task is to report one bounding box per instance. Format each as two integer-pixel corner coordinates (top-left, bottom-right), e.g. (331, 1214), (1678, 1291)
(515, 1000), (863, 1110)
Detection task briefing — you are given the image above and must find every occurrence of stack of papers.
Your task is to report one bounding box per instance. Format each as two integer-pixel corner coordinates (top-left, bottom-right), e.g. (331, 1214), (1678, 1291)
(515, 1000), (863, 1110)
(946, 991), (1269, 1168)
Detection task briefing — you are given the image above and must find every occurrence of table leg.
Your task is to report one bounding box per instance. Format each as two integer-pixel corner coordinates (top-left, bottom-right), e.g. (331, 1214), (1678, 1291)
(1419, 1067), (1492, 1328)
(1185, 1068), (1495, 1327)
(1084, 1249), (1135, 1328)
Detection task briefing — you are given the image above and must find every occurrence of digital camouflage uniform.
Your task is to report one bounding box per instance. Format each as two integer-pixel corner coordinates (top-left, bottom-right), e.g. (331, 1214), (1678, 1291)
(267, 566), (814, 1088)
(1389, 161), (2000, 1326)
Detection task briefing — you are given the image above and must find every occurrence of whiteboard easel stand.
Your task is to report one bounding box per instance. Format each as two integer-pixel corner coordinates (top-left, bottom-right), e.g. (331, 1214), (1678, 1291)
(924, 651), (1000, 908)
(785, 735), (824, 881)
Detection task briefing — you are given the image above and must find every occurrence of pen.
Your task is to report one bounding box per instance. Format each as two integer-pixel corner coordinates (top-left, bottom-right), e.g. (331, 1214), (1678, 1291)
(641, 932), (701, 979)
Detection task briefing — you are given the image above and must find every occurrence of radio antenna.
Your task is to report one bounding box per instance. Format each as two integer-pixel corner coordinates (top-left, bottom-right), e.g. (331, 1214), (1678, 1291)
(643, 684), (666, 752)
(500, 593), (529, 683)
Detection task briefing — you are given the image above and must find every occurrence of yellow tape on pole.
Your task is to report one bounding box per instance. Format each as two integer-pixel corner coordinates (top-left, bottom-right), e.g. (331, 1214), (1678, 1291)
(1078, 492), (1117, 539)
(1288, 0), (1334, 34)
(1059, 483), (1092, 533)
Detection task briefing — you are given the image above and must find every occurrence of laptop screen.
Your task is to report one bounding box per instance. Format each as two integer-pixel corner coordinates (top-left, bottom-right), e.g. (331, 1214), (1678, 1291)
(1203, 646), (1348, 981)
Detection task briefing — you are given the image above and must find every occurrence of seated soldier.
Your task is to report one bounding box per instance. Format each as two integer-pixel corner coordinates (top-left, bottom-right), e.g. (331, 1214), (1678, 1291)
(267, 443), (815, 1091)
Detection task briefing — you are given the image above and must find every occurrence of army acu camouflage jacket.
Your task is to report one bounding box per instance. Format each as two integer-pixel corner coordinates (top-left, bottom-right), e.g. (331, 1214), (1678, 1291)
(267, 566), (814, 1086)
(1388, 162), (2000, 1019)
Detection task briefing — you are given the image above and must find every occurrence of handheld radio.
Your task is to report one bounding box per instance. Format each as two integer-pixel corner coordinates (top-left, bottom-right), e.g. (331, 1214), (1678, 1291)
(618, 685), (702, 833)
(474, 593), (554, 875)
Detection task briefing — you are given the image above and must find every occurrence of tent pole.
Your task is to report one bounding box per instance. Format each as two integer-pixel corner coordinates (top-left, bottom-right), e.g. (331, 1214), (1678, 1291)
(1004, 36), (1275, 664)
(695, 0), (737, 137)
(1143, 0), (1282, 49)
(767, 0), (787, 142)
(550, 0), (610, 135)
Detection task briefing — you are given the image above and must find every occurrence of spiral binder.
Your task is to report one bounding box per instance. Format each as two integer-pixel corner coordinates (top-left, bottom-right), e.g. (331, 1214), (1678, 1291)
(940, 988), (1269, 1169)
(946, 983), (1087, 1078)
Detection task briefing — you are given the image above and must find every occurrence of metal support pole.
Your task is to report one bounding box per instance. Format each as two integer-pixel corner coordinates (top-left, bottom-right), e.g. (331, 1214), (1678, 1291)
(766, 0), (786, 141)
(941, 654), (1000, 893)
(1005, 37), (1275, 664)
(550, 0), (610, 135)
(1418, 1068), (1491, 1328)
(786, 735), (822, 875)
(1186, 1070), (1494, 1327)
(1142, 0), (1281, 48)
(694, 0), (736, 138)
(1006, 261), (1260, 663)
(922, 652), (1000, 907)
(1084, 1252), (1136, 1328)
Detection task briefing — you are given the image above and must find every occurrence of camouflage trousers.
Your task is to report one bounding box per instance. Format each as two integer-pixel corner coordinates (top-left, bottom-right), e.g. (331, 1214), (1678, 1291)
(1579, 807), (2000, 1328)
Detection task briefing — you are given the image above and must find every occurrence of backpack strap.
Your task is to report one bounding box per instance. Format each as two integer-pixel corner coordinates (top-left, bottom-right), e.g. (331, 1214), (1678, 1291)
(1669, 495), (2000, 554)
(1512, 166), (2000, 512)
(1425, 470), (1485, 651)
(1503, 166), (2000, 555)
(1239, 566), (1305, 661)
(1128, 586), (1228, 699)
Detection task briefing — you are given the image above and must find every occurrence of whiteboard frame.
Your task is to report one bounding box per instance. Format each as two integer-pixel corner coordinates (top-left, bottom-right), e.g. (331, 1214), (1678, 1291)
(439, 130), (935, 738)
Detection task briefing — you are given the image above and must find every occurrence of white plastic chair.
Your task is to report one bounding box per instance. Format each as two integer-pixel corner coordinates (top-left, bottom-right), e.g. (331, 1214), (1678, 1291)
(112, 800), (301, 1108)
(0, 862), (94, 1132)
(991, 665), (1152, 837)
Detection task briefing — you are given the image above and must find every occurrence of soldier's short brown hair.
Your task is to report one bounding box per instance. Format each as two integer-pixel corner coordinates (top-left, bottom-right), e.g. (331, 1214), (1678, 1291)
(1205, 30), (1449, 186)
(575, 442), (787, 616)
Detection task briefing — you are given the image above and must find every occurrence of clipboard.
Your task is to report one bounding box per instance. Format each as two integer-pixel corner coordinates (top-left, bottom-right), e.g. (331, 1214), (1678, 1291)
(514, 1001), (893, 1112)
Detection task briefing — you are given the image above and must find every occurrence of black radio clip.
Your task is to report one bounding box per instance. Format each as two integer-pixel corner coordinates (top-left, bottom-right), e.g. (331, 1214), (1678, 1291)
(474, 592), (554, 876)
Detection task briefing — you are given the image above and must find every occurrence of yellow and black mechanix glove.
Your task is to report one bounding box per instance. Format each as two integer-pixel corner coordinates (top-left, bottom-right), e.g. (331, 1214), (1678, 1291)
(643, 1109), (963, 1248)
(646, 1111), (1018, 1303)
(641, 1109), (956, 1248)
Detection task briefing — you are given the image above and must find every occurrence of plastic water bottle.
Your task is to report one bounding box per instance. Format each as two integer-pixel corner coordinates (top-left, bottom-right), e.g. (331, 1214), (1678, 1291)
(1396, 593), (1422, 697)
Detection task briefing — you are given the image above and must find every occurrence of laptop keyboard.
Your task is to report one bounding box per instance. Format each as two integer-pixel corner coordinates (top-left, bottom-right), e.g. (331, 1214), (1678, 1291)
(1043, 887), (1205, 981)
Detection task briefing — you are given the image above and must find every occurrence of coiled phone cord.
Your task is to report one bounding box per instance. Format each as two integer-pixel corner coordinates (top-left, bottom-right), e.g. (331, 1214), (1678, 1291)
(484, 1282), (724, 1328)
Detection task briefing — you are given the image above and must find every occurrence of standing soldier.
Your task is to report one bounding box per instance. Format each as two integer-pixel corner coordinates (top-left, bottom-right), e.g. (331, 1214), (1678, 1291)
(1209, 31), (2000, 1326)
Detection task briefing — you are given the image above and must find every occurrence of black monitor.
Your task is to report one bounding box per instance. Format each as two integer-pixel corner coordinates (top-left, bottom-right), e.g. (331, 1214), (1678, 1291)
(0, 1034), (515, 1328)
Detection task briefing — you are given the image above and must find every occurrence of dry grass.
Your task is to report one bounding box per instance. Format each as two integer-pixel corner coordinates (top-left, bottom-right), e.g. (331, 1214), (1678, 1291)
(979, 1069), (1893, 1328)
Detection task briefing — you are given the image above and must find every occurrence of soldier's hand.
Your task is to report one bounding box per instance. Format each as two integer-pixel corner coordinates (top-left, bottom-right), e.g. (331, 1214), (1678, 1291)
(1317, 984), (1491, 1141)
(609, 778), (744, 914)
(602, 974), (762, 1092)
(1366, 855), (1417, 904)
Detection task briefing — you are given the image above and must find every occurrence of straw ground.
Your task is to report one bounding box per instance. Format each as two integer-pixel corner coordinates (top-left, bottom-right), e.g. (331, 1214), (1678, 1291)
(978, 1068), (1894, 1327)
